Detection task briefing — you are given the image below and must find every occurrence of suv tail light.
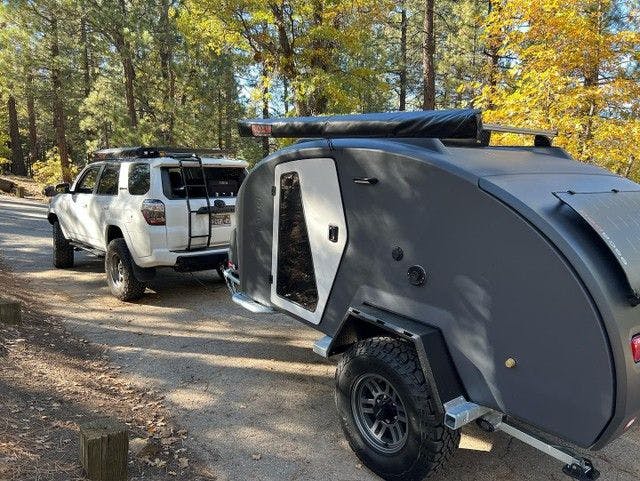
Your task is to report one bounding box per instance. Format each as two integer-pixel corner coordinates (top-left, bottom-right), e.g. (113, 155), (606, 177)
(631, 335), (640, 363)
(141, 199), (166, 225)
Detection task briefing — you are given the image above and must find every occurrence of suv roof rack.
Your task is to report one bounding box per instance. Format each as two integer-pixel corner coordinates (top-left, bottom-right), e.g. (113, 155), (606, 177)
(90, 146), (227, 162)
(238, 109), (556, 146)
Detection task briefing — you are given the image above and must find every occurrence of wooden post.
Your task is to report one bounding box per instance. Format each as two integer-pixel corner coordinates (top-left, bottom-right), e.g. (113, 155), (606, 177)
(80, 418), (129, 481)
(0, 299), (21, 325)
(16, 186), (25, 198)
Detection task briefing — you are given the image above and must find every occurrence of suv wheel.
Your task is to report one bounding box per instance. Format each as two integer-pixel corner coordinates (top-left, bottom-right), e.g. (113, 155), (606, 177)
(53, 221), (74, 268)
(105, 239), (146, 301)
(335, 337), (460, 481)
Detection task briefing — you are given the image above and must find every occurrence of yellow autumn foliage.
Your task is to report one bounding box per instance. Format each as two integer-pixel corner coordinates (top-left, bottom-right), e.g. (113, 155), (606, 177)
(478, 0), (640, 180)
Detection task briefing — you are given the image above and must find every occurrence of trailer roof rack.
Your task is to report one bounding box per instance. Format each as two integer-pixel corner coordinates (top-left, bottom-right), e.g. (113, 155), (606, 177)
(238, 109), (556, 146)
(90, 146), (227, 162)
(481, 124), (558, 147)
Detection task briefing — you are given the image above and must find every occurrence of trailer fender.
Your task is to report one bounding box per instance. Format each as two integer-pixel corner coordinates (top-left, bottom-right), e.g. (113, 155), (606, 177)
(316, 304), (465, 411)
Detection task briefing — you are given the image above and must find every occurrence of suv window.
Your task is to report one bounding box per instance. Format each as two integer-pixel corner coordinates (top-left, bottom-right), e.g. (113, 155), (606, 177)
(129, 163), (150, 195)
(161, 167), (245, 199)
(97, 164), (120, 195)
(75, 165), (102, 194)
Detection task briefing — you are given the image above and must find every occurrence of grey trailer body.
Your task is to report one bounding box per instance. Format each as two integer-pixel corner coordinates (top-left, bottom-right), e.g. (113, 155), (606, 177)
(226, 110), (640, 479)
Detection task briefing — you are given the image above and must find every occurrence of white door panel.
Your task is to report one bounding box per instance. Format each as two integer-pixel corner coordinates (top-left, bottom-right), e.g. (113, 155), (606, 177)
(271, 158), (347, 325)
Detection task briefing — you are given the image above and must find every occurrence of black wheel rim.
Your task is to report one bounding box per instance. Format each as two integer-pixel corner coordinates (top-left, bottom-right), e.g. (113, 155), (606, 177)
(351, 373), (409, 454)
(108, 253), (124, 288)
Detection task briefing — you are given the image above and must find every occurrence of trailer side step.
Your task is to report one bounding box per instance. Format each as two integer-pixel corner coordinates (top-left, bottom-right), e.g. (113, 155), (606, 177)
(312, 335), (333, 357)
(231, 292), (274, 314)
(443, 396), (491, 430)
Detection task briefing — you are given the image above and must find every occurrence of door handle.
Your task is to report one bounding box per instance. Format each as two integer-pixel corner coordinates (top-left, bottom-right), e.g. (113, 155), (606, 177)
(353, 177), (378, 185)
(328, 225), (339, 243)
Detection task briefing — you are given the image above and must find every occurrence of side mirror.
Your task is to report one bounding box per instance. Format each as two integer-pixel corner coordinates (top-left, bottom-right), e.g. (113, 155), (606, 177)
(55, 182), (71, 194)
(44, 183), (71, 196)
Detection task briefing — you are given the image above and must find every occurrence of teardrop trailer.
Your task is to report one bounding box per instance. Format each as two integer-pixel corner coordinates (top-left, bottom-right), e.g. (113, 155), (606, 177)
(223, 109), (640, 480)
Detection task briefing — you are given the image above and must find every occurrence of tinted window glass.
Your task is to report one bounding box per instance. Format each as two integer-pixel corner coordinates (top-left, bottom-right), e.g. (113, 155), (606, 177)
(129, 163), (150, 195)
(162, 167), (246, 199)
(75, 166), (101, 194)
(97, 164), (120, 195)
(276, 172), (318, 311)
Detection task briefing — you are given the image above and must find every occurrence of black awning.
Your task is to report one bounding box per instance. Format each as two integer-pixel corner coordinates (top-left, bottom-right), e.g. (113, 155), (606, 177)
(238, 109), (482, 140)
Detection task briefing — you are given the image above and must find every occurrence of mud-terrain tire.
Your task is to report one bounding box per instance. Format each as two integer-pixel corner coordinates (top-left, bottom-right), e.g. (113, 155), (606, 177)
(335, 337), (460, 481)
(53, 221), (74, 268)
(105, 239), (146, 301)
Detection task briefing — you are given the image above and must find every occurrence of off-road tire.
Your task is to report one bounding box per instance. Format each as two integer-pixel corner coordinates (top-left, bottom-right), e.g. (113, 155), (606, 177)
(53, 221), (74, 268)
(105, 238), (146, 301)
(335, 337), (460, 481)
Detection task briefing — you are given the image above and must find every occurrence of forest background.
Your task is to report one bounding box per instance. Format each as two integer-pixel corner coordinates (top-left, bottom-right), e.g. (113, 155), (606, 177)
(0, 0), (638, 183)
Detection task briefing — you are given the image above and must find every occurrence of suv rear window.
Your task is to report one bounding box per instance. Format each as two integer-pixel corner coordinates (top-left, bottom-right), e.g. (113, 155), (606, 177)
(129, 163), (150, 195)
(161, 167), (246, 199)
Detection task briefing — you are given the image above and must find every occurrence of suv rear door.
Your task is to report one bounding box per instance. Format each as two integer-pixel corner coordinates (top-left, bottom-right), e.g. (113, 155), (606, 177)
(93, 163), (122, 248)
(161, 162), (246, 251)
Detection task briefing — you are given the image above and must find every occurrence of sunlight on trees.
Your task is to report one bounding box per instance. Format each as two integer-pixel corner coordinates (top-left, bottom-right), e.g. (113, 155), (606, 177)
(0, 0), (638, 180)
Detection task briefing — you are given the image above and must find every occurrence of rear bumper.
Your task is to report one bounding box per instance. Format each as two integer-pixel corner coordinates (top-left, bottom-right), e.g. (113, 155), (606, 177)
(175, 250), (228, 272)
(135, 246), (229, 269)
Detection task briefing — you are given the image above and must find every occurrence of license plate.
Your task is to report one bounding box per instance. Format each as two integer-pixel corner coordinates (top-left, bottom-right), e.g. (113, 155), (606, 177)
(210, 213), (231, 226)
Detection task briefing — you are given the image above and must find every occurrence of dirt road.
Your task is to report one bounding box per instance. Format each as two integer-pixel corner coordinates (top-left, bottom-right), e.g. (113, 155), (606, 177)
(1, 195), (639, 481)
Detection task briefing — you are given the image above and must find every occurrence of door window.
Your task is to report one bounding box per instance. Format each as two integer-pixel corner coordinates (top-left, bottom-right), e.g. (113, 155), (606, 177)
(276, 171), (318, 311)
(75, 165), (102, 194)
(96, 164), (120, 195)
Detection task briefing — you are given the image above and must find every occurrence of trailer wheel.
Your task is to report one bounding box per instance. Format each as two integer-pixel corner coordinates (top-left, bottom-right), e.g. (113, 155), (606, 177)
(53, 221), (74, 268)
(105, 239), (146, 301)
(335, 337), (459, 481)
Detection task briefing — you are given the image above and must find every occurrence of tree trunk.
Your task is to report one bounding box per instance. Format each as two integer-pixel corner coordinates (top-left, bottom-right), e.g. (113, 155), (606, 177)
(7, 94), (26, 176)
(122, 50), (138, 128)
(81, 17), (92, 97)
(283, 77), (290, 114)
(50, 17), (72, 183)
(484, 1), (502, 110)
(159, 0), (175, 143)
(26, 72), (39, 169)
(580, 0), (604, 163)
(113, 31), (138, 128)
(261, 65), (270, 158)
(217, 85), (223, 150)
(422, 0), (436, 110)
(399, 2), (408, 111)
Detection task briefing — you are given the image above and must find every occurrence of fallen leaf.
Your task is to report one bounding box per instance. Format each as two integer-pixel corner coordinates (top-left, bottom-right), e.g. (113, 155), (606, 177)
(178, 457), (189, 468)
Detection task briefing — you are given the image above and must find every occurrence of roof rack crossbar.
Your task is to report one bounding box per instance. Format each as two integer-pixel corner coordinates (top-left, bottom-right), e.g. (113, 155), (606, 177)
(480, 124), (557, 147)
(90, 146), (227, 162)
(482, 123), (557, 138)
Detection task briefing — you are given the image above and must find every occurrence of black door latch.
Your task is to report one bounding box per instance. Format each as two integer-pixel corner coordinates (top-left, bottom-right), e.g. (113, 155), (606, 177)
(328, 225), (339, 243)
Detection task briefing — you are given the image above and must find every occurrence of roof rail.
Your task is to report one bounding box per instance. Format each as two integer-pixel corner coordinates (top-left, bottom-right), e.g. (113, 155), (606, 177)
(480, 124), (557, 147)
(90, 146), (227, 162)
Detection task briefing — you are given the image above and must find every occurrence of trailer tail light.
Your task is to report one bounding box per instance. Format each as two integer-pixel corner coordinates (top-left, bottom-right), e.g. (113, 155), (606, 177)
(141, 199), (166, 225)
(632, 335), (640, 363)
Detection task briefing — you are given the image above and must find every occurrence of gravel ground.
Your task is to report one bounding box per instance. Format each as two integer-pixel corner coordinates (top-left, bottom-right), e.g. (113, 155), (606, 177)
(1, 195), (639, 481)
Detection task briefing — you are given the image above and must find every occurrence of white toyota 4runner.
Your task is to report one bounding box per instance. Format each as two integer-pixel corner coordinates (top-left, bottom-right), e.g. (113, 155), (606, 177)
(45, 147), (248, 301)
